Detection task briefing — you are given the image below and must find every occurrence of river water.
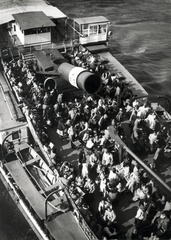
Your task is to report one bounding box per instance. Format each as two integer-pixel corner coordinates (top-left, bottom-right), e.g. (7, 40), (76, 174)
(1, 0), (171, 239)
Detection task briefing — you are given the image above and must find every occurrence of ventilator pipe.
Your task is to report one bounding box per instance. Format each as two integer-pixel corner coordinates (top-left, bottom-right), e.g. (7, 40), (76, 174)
(58, 62), (102, 94)
(44, 77), (57, 91)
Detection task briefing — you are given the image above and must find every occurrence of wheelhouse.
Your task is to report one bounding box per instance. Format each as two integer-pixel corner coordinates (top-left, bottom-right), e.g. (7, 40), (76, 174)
(73, 16), (110, 45)
(12, 11), (55, 46)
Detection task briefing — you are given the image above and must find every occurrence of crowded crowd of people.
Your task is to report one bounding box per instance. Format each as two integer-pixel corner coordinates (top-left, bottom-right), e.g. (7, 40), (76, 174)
(2, 44), (171, 239)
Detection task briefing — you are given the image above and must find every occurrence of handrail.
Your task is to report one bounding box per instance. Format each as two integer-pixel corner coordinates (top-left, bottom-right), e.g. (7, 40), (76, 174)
(25, 113), (52, 166)
(64, 188), (98, 240)
(44, 188), (66, 221)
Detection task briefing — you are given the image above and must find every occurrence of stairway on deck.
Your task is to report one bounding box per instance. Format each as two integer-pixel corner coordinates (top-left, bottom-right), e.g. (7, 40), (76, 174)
(21, 51), (35, 62)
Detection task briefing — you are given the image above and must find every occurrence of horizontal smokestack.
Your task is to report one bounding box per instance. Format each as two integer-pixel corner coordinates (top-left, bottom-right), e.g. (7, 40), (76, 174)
(58, 62), (102, 94)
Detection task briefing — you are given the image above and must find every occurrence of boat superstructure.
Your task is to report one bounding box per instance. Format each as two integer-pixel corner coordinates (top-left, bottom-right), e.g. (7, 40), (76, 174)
(1, 0), (171, 240)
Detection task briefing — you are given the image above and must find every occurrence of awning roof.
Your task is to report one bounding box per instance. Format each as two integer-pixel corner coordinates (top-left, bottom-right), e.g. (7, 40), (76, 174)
(0, 0), (66, 25)
(13, 12), (55, 30)
(33, 50), (54, 70)
(74, 16), (109, 25)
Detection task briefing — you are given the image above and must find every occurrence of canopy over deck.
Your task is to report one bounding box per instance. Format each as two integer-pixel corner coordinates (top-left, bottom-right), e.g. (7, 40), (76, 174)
(74, 16), (109, 25)
(0, 0), (66, 25)
(13, 11), (55, 30)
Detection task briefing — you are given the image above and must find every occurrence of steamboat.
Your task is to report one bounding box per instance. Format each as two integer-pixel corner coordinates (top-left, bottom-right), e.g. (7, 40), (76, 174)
(0, 0), (171, 239)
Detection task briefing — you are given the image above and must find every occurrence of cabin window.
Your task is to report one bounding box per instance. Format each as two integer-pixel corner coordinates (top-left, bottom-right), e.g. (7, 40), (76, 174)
(82, 24), (88, 37)
(14, 25), (16, 32)
(98, 24), (107, 33)
(38, 27), (49, 33)
(12, 131), (19, 140)
(89, 25), (98, 35)
(25, 29), (37, 35)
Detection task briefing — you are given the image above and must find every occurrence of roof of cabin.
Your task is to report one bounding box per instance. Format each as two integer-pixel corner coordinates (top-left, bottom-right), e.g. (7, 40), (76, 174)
(74, 16), (109, 25)
(13, 11), (55, 30)
(33, 50), (54, 71)
(0, 0), (66, 25)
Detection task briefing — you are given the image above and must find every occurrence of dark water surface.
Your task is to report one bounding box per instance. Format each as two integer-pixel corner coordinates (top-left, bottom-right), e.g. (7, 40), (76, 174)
(1, 0), (171, 239)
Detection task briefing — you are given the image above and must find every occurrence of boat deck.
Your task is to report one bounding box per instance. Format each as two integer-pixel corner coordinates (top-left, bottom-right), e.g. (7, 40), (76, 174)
(99, 51), (148, 99)
(47, 127), (139, 237)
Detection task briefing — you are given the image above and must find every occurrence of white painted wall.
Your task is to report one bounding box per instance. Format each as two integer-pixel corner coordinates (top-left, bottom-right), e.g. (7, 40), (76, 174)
(14, 22), (51, 45)
(24, 32), (51, 45)
(15, 22), (25, 44)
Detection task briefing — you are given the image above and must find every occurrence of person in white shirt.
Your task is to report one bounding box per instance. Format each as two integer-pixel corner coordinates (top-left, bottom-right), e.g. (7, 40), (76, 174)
(102, 148), (113, 166)
(103, 205), (117, 226)
(67, 125), (75, 148)
(89, 152), (98, 170)
(148, 131), (158, 152)
(81, 162), (89, 179)
(132, 99), (140, 109)
(108, 167), (120, 186)
(145, 112), (157, 131)
(137, 103), (149, 119)
(134, 204), (145, 229)
(98, 199), (106, 216)
(86, 136), (95, 150)
(100, 173), (107, 197)
(126, 165), (140, 193)
(132, 116), (142, 143)
(84, 177), (95, 193)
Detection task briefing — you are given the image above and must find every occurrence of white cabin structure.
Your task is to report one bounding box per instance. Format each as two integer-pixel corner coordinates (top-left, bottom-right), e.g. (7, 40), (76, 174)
(12, 11), (56, 46)
(73, 16), (110, 45)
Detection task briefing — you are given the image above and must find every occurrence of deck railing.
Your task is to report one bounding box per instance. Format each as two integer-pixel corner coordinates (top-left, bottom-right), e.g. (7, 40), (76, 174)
(64, 188), (98, 240)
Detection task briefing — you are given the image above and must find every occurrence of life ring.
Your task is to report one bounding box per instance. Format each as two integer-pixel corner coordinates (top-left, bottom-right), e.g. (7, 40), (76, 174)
(108, 31), (112, 36)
